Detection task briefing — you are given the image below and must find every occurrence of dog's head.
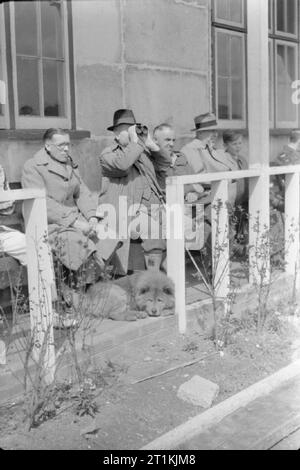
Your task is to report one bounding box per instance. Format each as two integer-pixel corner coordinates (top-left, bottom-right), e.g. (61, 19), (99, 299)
(134, 272), (175, 317)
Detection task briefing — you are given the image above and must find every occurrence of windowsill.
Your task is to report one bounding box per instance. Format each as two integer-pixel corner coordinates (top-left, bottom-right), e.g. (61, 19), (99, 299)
(0, 128), (293, 140)
(0, 129), (91, 141)
(269, 128), (297, 136)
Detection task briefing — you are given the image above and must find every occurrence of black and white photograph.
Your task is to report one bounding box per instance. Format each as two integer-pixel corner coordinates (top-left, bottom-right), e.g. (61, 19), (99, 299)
(0, 0), (299, 452)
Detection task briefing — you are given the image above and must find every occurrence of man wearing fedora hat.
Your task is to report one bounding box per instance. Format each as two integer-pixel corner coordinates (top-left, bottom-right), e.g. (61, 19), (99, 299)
(181, 112), (229, 175)
(98, 109), (167, 275)
(181, 113), (243, 267)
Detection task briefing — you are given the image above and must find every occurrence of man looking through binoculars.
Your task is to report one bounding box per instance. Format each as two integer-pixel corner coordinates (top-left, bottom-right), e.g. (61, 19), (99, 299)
(98, 109), (167, 274)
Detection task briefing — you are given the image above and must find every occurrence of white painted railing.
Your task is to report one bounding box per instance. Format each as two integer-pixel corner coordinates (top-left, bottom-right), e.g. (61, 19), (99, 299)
(166, 165), (300, 334)
(0, 189), (55, 382)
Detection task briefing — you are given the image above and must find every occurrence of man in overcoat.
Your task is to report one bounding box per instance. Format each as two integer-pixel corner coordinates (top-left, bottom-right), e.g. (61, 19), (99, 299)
(98, 109), (166, 274)
(22, 128), (117, 283)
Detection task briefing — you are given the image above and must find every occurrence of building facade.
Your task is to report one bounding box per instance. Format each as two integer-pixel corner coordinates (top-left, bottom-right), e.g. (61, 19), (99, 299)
(0, 0), (299, 192)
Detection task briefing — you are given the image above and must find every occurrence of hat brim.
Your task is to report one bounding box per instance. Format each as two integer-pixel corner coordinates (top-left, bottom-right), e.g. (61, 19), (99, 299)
(191, 125), (218, 132)
(107, 122), (141, 132)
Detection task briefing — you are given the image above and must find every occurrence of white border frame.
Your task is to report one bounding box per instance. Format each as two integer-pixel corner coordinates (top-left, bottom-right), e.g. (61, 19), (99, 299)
(274, 39), (299, 128)
(9, 0), (71, 129)
(0, 3), (9, 129)
(215, 28), (246, 129)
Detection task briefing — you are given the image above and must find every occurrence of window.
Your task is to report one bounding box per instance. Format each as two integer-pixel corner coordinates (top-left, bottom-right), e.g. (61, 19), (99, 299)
(0, 0), (72, 130)
(213, 0), (246, 128)
(214, 0), (300, 129)
(269, 0), (299, 128)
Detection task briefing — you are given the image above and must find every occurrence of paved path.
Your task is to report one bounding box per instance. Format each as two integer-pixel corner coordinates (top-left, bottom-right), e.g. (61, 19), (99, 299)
(182, 374), (300, 450)
(271, 427), (300, 450)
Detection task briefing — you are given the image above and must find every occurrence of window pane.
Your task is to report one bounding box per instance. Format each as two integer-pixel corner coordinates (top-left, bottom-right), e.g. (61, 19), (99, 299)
(229, 0), (243, 24)
(41, 1), (63, 58)
(276, 0), (297, 34)
(231, 36), (243, 77)
(43, 60), (65, 117)
(269, 42), (273, 120)
(0, 33), (4, 116)
(276, 44), (297, 122)
(218, 77), (229, 119)
(216, 31), (245, 121)
(17, 57), (40, 116)
(287, 0), (296, 34)
(15, 1), (37, 56)
(215, 0), (243, 25)
(215, 0), (227, 20)
(276, 0), (284, 31)
(217, 34), (229, 76)
(231, 78), (243, 119)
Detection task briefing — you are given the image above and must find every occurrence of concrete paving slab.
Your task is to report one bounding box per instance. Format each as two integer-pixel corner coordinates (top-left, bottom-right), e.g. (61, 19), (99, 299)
(142, 363), (300, 450)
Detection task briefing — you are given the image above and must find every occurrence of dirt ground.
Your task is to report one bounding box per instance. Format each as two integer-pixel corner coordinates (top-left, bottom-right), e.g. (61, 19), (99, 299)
(0, 309), (300, 450)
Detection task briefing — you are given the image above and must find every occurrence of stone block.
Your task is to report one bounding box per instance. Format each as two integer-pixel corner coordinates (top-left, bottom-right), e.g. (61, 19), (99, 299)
(72, 0), (121, 65)
(177, 375), (219, 408)
(75, 64), (123, 136)
(125, 67), (209, 135)
(124, 0), (209, 71)
(71, 137), (114, 192)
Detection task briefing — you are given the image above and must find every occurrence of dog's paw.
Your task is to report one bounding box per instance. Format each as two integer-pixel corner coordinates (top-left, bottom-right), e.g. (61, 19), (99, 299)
(123, 311), (138, 321)
(136, 310), (148, 319)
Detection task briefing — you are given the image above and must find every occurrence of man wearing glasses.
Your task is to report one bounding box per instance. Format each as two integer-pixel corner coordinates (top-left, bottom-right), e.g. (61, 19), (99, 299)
(21, 128), (118, 306)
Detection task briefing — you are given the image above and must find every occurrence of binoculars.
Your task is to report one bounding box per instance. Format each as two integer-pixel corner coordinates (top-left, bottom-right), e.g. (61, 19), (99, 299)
(135, 124), (148, 137)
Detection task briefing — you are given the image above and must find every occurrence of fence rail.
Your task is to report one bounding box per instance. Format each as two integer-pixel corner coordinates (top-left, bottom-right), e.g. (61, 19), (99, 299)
(166, 165), (300, 334)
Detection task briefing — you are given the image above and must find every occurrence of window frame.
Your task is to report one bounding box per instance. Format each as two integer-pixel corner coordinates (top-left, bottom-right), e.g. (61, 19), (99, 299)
(9, 0), (71, 130)
(0, 3), (9, 129)
(214, 27), (247, 129)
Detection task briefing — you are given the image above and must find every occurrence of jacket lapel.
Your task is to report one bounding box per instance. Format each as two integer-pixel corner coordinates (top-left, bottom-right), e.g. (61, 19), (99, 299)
(34, 148), (70, 180)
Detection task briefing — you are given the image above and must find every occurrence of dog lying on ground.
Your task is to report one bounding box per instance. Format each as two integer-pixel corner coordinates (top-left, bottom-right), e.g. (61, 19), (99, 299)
(82, 270), (175, 321)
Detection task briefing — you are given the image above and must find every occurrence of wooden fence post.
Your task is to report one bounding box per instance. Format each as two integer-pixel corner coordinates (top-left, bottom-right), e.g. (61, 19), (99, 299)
(166, 179), (186, 334)
(248, 174), (270, 286)
(23, 195), (55, 384)
(211, 180), (230, 301)
(285, 172), (300, 284)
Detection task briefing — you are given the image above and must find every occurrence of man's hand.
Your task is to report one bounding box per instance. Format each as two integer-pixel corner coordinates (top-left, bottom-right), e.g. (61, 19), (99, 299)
(72, 218), (91, 235)
(185, 192), (199, 203)
(128, 125), (139, 144)
(144, 134), (160, 152)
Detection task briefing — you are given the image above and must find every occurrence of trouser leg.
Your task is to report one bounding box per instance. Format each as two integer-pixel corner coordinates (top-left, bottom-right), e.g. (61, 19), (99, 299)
(129, 206), (166, 271)
(0, 230), (27, 266)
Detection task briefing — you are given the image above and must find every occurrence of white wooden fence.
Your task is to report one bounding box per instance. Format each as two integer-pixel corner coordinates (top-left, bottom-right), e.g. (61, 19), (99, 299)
(0, 188), (55, 382)
(166, 165), (300, 334)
